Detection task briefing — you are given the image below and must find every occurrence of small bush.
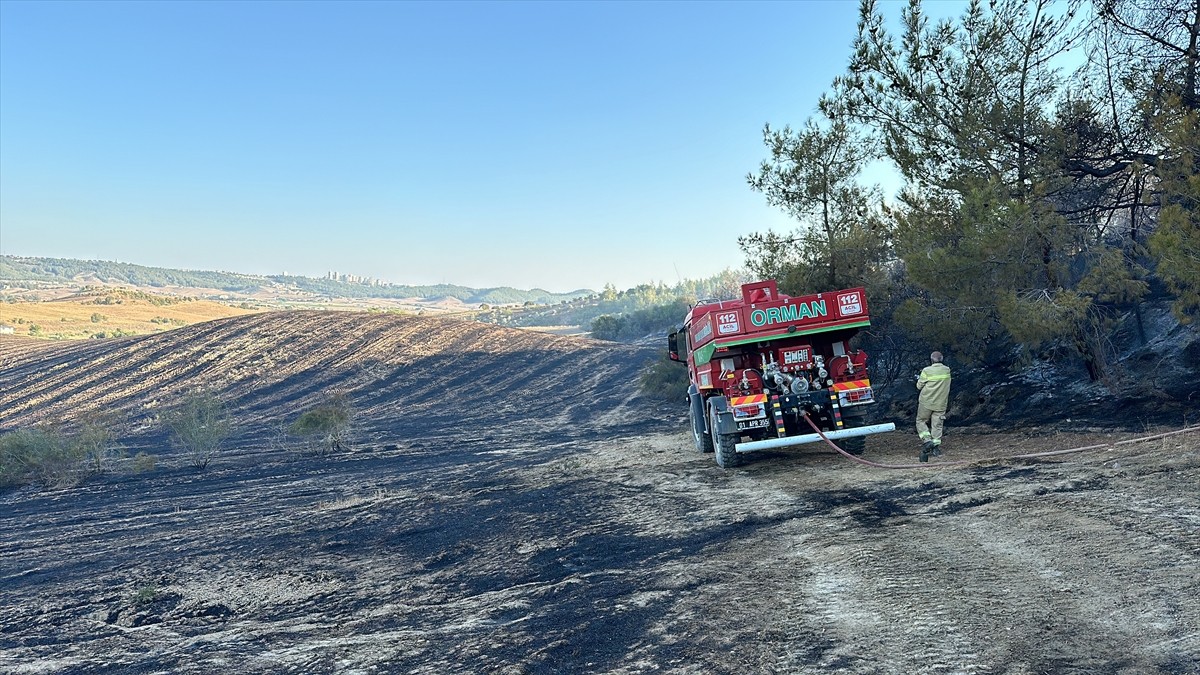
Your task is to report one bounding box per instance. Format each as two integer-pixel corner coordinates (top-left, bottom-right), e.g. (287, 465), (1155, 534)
(131, 451), (157, 474)
(0, 428), (85, 489)
(638, 353), (691, 402)
(164, 392), (232, 469)
(1, 417), (121, 489)
(290, 394), (353, 455)
(0, 430), (39, 487)
(590, 314), (625, 341)
(133, 585), (159, 605)
(77, 412), (121, 473)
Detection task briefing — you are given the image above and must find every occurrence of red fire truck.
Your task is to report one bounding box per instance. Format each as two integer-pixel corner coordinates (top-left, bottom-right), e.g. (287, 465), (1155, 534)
(668, 279), (895, 468)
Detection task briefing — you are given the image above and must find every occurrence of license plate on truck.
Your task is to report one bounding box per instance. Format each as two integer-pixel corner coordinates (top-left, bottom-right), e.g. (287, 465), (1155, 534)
(737, 418), (770, 430)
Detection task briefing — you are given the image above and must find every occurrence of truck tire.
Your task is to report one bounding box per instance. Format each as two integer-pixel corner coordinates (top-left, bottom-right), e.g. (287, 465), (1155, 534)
(711, 406), (743, 468)
(840, 436), (866, 455)
(690, 396), (714, 454)
(839, 408), (870, 456)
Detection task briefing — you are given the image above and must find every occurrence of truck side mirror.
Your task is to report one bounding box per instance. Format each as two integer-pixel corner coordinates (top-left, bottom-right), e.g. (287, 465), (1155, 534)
(667, 332), (682, 362)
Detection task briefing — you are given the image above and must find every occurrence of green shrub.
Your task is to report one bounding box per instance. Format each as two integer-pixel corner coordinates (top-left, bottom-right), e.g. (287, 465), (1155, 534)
(0, 428), (85, 489)
(0, 430), (38, 487)
(77, 412), (121, 473)
(1, 418), (121, 489)
(290, 394), (353, 455)
(590, 314), (625, 341)
(133, 585), (159, 605)
(638, 352), (691, 402)
(163, 392), (232, 469)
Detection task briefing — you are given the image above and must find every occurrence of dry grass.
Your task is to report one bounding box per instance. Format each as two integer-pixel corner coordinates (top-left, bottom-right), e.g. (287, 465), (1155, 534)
(0, 289), (257, 340)
(314, 489), (392, 512)
(516, 325), (586, 336)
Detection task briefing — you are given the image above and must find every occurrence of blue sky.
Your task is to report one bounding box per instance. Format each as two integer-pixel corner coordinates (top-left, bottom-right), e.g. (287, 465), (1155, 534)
(0, 0), (945, 293)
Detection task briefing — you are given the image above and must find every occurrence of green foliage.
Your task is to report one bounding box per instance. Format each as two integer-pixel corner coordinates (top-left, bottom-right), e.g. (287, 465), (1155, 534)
(89, 329), (133, 339)
(892, 297), (993, 362)
(290, 394), (353, 455)
(744, 116), (892, 296)
(20, 430), (84, 488)
(996, 289), (1092, 350)
(590, 315), (625, 341)
(1151, 196), (1200, 322)
(1148, 105), (1200, 322)
(889, 182), (1101, 356)
(1, 429), (63, 488)
(0, 419), (119, 489)
(638, 353), (691, 401)
(90, 312), (106, 323)
(76, 412), (122, 474)
(589, 299), (694, 342)
(742, 0), (1198, 384)
(0, 255), (263, 292)
(164, 392), (232, 469)
(478, 270), (751, 331)
(1077, 249), (1150, 305)
(133, 586), (159, 605)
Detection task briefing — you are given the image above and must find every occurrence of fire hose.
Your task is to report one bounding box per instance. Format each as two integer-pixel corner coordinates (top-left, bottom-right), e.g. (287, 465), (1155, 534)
(800, 413), (1200, 470)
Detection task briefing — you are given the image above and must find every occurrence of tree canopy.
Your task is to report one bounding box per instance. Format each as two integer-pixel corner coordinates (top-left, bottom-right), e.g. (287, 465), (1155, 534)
(745, 0), (1199, 383)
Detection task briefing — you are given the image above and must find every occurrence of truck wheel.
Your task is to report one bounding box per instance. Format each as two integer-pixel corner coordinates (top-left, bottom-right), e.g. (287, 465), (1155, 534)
(840, 409), (870, 456)
(711, 407), (743, 468)
(840, 436), (866, 455)
(690, 397), (714, 454)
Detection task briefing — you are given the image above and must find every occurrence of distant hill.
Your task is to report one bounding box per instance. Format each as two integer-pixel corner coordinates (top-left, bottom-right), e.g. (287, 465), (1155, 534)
(0, 310), (653, 439)
(0, 255), (592, 305)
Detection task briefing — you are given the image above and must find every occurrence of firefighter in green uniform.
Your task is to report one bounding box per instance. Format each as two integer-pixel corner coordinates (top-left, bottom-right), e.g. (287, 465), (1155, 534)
(916, 351), (952, 462)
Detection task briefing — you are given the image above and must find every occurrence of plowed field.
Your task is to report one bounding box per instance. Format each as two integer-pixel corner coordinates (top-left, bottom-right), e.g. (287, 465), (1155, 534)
(1, 312), (1197, 674)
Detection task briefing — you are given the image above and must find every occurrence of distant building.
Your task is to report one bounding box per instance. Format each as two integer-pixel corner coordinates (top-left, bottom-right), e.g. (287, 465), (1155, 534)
(0, 324), (14, 335)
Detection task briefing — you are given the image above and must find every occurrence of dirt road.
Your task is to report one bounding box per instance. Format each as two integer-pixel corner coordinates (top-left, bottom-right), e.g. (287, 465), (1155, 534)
(1, 313), (1197, 673)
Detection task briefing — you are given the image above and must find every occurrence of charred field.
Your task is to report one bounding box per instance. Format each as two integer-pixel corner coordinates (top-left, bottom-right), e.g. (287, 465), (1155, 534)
(1, 311), (1198, 674)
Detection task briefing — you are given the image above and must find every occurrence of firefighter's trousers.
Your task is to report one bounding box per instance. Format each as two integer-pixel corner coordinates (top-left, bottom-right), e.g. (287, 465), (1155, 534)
(916, 404), (947, 444)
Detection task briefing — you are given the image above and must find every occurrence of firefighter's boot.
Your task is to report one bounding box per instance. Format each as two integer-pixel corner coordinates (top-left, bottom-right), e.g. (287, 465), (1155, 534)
(920, 439), (934, 463)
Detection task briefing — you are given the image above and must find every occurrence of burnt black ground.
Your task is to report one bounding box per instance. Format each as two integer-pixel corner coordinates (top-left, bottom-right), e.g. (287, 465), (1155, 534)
(2, 313), (1199, 674)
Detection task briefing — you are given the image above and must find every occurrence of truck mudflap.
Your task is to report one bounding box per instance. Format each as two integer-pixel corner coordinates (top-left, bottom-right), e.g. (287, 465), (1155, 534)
(734, 422), (897, 453)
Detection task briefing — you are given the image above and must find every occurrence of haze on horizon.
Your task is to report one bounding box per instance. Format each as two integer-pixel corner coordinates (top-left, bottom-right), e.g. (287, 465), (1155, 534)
(0, 1), (931, 293)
